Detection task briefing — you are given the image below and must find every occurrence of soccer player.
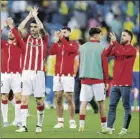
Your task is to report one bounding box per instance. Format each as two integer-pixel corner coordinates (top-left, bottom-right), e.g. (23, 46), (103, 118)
(78, 27), (109, 132)
(130, 43), (140, 112)
(102, 30), (136, 135)
(74, 39), (99, 114)
(1, 18), (24, 127)
(8, 90), (15, 106)
(15, 7), (48, 133)
(49, 27), (79, 128)
(8, 90), (30, 126)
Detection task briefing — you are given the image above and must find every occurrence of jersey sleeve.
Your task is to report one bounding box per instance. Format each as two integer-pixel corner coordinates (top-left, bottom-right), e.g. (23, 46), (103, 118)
(113, 41), (136, 57)
(1, 40), (7, 49)
(60, 38), (79, 53)
(11, 28), (26, 51)
(49, 43), (58, 55)
(23, 33), (30, 42)
(43, 34), (49, 60)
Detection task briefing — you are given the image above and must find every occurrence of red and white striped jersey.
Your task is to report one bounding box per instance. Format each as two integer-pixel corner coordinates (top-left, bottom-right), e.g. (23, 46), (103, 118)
(23, 34), (48, 71)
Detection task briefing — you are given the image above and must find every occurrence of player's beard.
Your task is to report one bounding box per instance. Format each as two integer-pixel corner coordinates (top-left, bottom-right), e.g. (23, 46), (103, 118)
(30, 29), (39, 38)
(31, 32), (38, 38)
(120, 40), (128, 45)
(8, 37), (15, 40)
(64, 36), (69, 41)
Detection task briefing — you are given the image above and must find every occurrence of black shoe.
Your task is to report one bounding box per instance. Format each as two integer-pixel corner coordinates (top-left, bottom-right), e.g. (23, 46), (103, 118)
(23, 126), (28, 132)
(15, 126), (28, 132)
(36, 125), (42, 133)
(93, 109), (98, 114)
(75, 109), (80, 114)
(50, 106), (54, 109)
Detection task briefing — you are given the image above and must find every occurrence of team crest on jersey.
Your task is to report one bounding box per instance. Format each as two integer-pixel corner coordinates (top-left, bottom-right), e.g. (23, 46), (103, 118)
(28, 42), (41, 47)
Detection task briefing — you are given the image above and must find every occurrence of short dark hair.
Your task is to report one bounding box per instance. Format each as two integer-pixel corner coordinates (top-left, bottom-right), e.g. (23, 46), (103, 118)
(89, 27), (101, 37)
(123, 29), (133, 41)
(61, 26), (71, 32)
(78, 39), (85, 45)
(30, 19), (37, 24)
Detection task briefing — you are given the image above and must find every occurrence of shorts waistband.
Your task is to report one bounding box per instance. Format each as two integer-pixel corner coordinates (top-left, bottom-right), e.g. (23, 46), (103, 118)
(56, 73), (73, 77)
(113, 84), (130, 87)
(23, 70), (43, 74)
(2, 72), (20, 74)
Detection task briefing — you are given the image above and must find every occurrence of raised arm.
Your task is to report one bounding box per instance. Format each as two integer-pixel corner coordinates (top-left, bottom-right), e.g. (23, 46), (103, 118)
(57, 31), (79, 53)
(49, 43), (58, 55)
(103, 44), (115, 57)
(18, 9), (33, 34)
(112, 41), (136, 57)
(1, 21), (8, 48)
(49, 31), (60, 55)
(103, 32), (118, 57)
(7, 17), (25, 50)
(60, 37), (79, 53)
(32, 7), (44, 29)
(109, 32), (136, 57)
(32, 6), (47, 39)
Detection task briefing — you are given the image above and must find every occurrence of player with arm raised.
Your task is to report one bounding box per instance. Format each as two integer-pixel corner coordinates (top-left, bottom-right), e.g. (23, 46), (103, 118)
(16, 7), (49, 133)
(1, 18), (24, 128)
(102, 30), (136, 135)
(49, 27), (79, 129)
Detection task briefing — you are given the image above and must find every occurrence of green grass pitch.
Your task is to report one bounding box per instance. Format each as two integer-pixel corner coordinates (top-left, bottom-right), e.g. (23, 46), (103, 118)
(1, 97), (139, 138)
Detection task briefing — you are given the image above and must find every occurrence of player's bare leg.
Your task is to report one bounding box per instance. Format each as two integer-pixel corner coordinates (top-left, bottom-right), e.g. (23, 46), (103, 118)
(8, 90), (15, 106)
(79, 101), (88, 131)
(35, 97), (45, 133)
(98, 100), (107, 126)
(1, 94), (9, 127)
(65, 92), (77, 128)
(54, 91), (64, 128)
(98, 100), (108, 133)
(16, 95), (29, 132)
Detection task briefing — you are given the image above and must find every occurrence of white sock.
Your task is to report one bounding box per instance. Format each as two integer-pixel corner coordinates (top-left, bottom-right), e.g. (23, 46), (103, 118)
(1, 100), (8, 123)
(21, 107), (28, 127)
(70, 119), (75, 123)
(37, 110), (44, 127)
(101, 122), (107, 128)
(15, 102), (21, 123)
(79, 120), (85, 127)
(58, 117), (64, 123)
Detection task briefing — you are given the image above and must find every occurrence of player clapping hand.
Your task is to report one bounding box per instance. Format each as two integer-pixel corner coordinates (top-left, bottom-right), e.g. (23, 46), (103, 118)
(109, 32), (117, 42)
(6, 17), (14, 29)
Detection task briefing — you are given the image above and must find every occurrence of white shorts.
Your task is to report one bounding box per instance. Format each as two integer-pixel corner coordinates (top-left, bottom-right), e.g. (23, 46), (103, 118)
(80, 83), (106, 102)
(53, 75), (74, 93)
(22, 70), (45, 97)
(1, 73), (22, 93)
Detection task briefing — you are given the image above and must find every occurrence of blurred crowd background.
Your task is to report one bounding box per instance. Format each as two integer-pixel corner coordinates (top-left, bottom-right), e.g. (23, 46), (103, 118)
(1, 0), (140, 47)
